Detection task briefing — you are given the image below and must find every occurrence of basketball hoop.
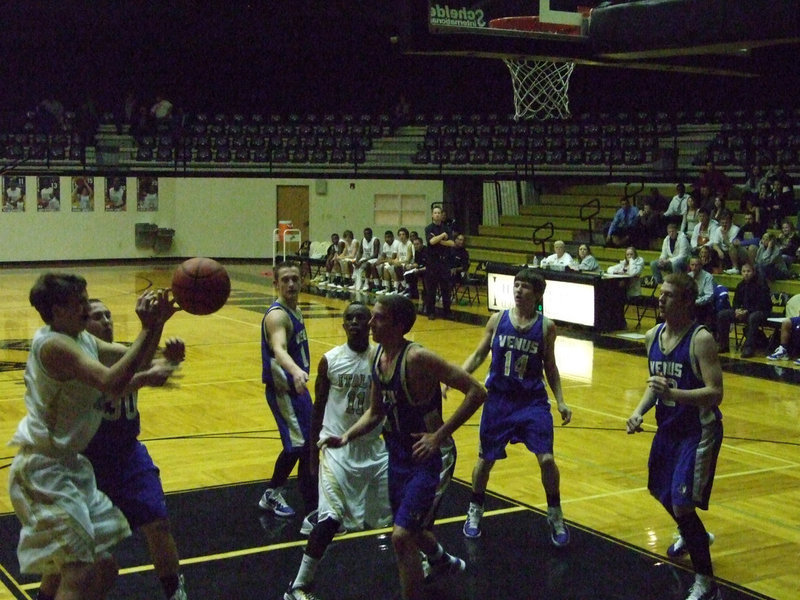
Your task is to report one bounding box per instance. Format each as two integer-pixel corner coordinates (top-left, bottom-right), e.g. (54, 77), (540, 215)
(503, 58), (575, 121)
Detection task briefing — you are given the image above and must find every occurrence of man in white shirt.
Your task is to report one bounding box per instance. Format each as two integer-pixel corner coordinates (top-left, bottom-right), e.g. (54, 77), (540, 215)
(690, 207), (718, 254)
(540, 240), (572, 270)
(386, 227), (415, 293)
(375, 230), (400, 293)
(663, 183), (690, 225)
(688, 257), (715, 326)
(651, 222), (690, 283)
(709, 211), (739, 272)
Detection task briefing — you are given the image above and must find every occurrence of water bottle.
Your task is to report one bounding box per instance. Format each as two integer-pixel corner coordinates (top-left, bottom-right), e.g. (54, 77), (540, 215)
(532, 255), (539, 268)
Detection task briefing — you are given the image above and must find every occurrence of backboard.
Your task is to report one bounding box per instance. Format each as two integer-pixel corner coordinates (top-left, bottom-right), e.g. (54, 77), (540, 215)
(395, 0), (800, 78)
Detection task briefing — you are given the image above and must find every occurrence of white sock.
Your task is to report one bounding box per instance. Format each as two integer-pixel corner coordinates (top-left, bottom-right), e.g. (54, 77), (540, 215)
(293, 553), (320, 589)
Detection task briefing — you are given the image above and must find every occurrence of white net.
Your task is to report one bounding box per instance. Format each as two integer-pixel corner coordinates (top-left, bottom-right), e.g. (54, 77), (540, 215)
(503, 58), (575, 121)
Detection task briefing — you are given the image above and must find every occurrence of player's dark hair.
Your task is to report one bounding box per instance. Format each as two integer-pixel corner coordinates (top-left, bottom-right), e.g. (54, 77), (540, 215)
(376, 294), (416, 334)
(664, 271), (698, 304)
(343, 229), (354, 239)
(364, 227), (372, 236)
(345, 301), (370, 319)
(515, 268), (546, 295)
(30, 273), (87, 323)
(398, 227), (409, 236)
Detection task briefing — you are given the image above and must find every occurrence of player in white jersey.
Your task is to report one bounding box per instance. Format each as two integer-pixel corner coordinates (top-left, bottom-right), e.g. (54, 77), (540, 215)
(8, 274), (177, 600)
(375, 230), (400, 293)
(389, 227), (416, 294)
(285, 302), (391, 600)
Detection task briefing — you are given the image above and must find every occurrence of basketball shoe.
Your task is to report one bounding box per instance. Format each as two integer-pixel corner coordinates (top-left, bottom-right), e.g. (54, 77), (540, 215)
(685, 575), (722, 600)
(284, 582), (322, 600)
(424, 553), (466, 584)
(168, 575), (187, 600)
(767, 346), (788, 360)
(667, 531), (715, 558)
(258, 488), (295, 517)
(462, 502), (483, 538)
(547, 515), (570, 547)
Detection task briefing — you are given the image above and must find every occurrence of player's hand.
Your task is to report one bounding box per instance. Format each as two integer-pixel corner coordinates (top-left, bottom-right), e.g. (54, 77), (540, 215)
(319, 435), (347, 449)
(411, 432), (440, 462)
(163, 337), (186, 363)
(647, 375), (672, 401)
(557, 403), (572, 425)
(142, 359), (179, 387)
(292, 369), (310, 395)
(626, 413), (644, 434)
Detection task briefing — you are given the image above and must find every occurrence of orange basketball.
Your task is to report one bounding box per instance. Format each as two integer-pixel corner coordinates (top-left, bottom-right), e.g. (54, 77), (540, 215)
(171, 257), (230, 315)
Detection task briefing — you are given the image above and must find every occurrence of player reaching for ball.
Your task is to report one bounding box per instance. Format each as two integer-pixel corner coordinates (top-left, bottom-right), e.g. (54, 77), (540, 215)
(34, 298), (189, 600)
(260, 262), (318, 520)
(8, 274), (178, 600)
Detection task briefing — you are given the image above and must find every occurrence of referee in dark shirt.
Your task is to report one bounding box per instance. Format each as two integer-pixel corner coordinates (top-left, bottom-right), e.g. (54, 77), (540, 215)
(424, 205), (455, 319)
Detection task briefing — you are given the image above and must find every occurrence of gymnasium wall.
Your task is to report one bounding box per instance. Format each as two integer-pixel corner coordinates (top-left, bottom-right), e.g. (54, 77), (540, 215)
(0, 177), (443, 262)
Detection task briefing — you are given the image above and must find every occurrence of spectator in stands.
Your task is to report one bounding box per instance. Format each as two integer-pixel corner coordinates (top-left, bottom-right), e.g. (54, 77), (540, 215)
(644, 187), (668, 213)
(716, 262), (772, 357)
(740, 165), (764, 211)
(634, 198), (660, 248)
(777, 219), (800, 267)
(374, 230), (399, 293)
(708, 193), (728, 225)
(760, 181), (780, 227)
(681, 193), (701, 236)
(449, 233), (470, 285)
(690, 207), (718, 256)
(688, 256), (715, 327)
(769, 164), (794, 227)
(743, 196), (765, 236)
(606, 246), (644, 298)
(606, 196), (639, 247)
(402, 237), (427, 300)
(710, 211), (739, 272)
(663, 183), (689, 226)
(696, 160), (732, 200)
(698, 246), (718, 275)
(388, 227), (416, 294)
(726, 212), (762, 276)
(571, 244), (600, 273)
(755, 231), (790, 282)
(651, 222), (690, 283)
(540, 240), (573, 269)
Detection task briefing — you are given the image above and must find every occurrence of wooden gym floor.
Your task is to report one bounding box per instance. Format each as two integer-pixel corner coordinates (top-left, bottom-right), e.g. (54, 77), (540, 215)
(0, 262), (797, 599)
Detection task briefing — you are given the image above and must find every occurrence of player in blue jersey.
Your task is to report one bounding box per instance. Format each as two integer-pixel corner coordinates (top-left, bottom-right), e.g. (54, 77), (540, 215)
(455, 267), (572, 545)
(260, 262), (317, 519)
(324, 294), (486, 600)
(627, 271), (724, 600)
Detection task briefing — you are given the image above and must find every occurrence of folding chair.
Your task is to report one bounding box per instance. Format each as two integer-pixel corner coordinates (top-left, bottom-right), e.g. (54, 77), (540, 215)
(453, 261), (487, 306)
(733, 292), (790, 350)
(624, 275), (658, 328)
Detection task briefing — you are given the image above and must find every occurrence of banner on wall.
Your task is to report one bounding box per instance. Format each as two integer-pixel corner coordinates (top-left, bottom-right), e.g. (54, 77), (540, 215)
(71, 176), (94, 212)
(3, 175), (26, 212)
(137, 176), (158, 211)
(37, 176), (61, 211)
(105, 176), (127, 211)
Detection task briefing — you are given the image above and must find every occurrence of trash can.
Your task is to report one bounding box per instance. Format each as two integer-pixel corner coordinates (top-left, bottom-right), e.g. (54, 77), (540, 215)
(135, 223), (159, 248)
(154, 228), (175, 252)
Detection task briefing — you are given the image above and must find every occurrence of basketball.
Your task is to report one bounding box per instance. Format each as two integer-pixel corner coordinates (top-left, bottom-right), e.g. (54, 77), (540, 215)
(171, 257), (231, 315)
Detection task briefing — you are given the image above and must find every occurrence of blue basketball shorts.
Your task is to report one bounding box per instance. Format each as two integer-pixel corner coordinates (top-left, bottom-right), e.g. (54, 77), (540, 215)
(90, 442), (168, 530)
(647, 420), (723, 511)
(265, 385), (312, 451)
(479, 391), (554, 461)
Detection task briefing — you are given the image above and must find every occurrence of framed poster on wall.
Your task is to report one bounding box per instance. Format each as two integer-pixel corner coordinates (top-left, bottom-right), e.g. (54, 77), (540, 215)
(71, 176), (94, 212)
(105, 176), (127, 211)
(3, 175), (26, 212)
(37, 176), (61, 211)
(137, 176), (158, 211)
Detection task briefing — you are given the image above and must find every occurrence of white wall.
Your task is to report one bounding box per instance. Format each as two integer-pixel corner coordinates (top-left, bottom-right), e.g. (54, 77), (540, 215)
(0, 176), (443, 262)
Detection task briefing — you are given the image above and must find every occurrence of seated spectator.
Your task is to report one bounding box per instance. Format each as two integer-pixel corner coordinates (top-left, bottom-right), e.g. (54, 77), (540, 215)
(540, 240), (573, 269)
(324, 229), (358, 288)
(402, 237), (427, 299)
(651, 222), (690, 283)
(570, 244), (600, 272)
(634, 198), (660, 247)
(777, 219), (800, 266)
(710, 210), (739, 271)
(697, 160), (732, 200)
(755, 231), (790, 281)
(663, 183), (689, 226)
(716, 263), (772, 357)
(743, 196), (765, 235)
(687, 256), (715, 326)
(690, 207), (718, 255)
(681, 193), (701, 236)
(644, 187), (668, 213)
(708, 193), (728, 224)
(740, 164), (764, 211)
(769, 163), (794, 227)
(449, 232), (470, 284)
(606, 246), (644, 298)
(698, 245), (719, 275)
(606, 197), (639, 247)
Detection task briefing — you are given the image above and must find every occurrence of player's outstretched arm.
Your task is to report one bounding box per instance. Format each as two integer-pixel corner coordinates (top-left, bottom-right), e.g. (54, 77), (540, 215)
(264, 309), (309, 395)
